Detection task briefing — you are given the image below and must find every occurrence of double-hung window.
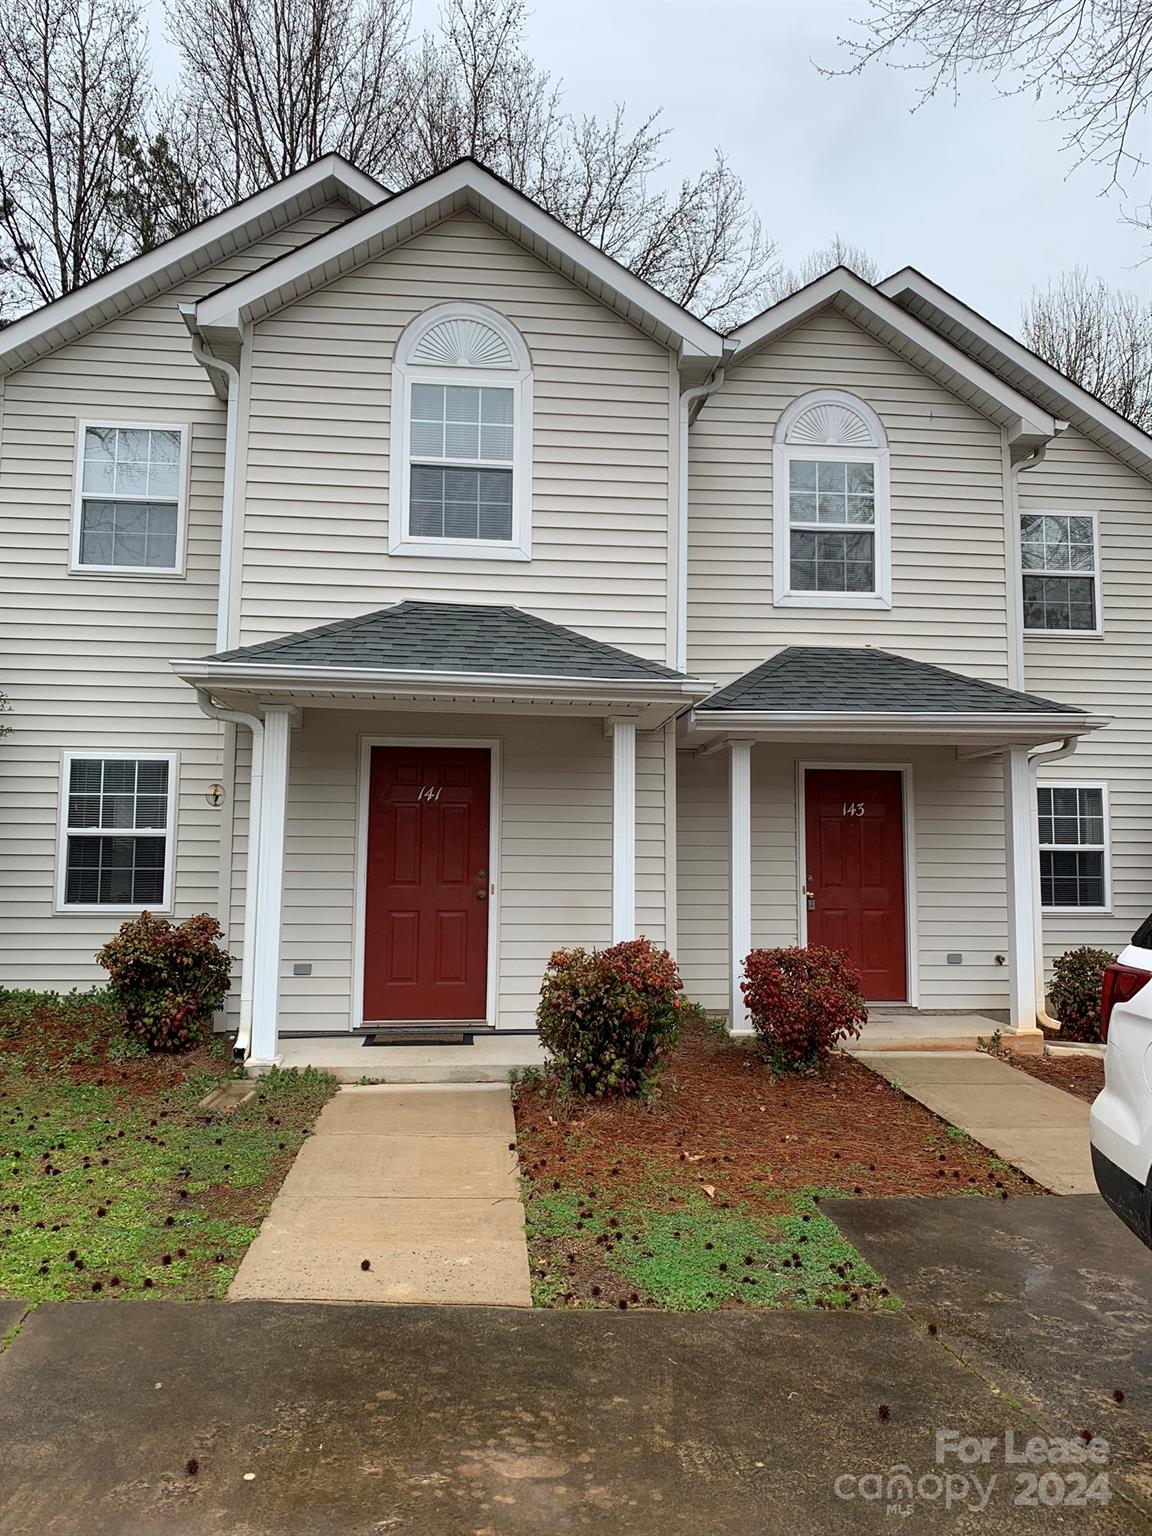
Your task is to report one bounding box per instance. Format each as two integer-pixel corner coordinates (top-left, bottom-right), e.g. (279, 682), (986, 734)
(58, 754), (176, 911)
(72, 423), (188, 574)
(773, 390), (891, 608)
(1037, 783), (1110, 911)
(389, 304), (532, 560)
(1021, 512), (1100, 632)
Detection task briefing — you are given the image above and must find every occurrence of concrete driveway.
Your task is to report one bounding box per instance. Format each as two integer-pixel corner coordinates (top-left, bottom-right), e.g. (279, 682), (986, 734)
(827, 1194), (1152, 1509)
(0, 1296), (1148, 1534)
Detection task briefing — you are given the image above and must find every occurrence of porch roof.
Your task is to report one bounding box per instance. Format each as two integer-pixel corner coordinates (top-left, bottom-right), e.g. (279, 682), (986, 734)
(171, 600), (711, 726)
(687, 646), (1108, 748)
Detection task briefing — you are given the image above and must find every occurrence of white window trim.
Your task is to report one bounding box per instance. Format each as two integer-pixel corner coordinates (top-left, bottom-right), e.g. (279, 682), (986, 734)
(55, 749), (179, 915)
(1020, 507), (1103, 638)
(1037, 777), (1111, 915)
(70, 420), (191, 577)
(772, 389), (892, 610)
(388, 302), (533, 562)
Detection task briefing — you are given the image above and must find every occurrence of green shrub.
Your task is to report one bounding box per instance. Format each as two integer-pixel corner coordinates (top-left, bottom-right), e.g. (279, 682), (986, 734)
(1048, 945), (1117, 1042)
(536, 937), (683, 1097)
(97, 912), (232, 1053)
(741, 945), (867, 1072)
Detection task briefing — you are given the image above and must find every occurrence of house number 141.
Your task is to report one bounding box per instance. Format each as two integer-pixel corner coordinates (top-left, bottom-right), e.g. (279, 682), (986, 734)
(842, 802), (865, 817)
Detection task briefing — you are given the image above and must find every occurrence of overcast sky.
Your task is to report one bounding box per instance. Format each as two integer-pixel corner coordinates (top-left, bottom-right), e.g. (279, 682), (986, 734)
(147, 0), (1147, 332)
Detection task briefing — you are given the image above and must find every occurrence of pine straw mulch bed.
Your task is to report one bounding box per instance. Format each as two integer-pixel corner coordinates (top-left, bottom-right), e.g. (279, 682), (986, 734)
(0, 992), (337, 1306)
(513, 1019), (1038, 1314)
(998, 1047), (1105, 1104)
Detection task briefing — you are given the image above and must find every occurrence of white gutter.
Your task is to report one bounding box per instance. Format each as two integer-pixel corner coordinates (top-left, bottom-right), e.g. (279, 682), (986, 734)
(180, 305), (240, 654)
(675, 353), (732, 672)
(196, 692), (264, 1063)
(170, 659), (713, 697)
(688, 709), (1107, 735)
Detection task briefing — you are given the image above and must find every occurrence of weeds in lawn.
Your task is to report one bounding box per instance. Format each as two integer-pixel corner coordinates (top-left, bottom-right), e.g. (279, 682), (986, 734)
(0, 1054), (336, 1302)
(523, 1180), (898, 1313)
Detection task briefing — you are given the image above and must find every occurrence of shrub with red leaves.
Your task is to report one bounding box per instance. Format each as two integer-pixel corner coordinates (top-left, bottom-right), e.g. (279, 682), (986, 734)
(536, 937), (683, 1098)
(741, 945), (867, 1073)
(1048, 945), (1117, 1042)
(97, 912), (231, 1053)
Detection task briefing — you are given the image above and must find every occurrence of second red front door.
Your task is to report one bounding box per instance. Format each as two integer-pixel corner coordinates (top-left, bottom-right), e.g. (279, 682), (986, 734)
(363, 745), (490, 1023)
(804, 768), (908, 1002)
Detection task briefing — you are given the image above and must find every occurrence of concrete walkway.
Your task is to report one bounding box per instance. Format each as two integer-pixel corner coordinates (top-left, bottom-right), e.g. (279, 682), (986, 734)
(275, 1032), (549, 1082)
(229, 1084), (532, 1306)
(858, 1050), (1095, 1194)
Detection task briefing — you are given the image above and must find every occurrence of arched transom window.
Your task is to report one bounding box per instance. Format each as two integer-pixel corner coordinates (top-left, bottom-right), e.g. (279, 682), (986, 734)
(389, 302), (533, 560)
(773, 389), (891, 608)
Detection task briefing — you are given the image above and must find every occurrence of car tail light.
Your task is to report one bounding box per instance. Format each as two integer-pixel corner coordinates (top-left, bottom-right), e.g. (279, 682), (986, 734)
(1100, 963), (1152, 1042)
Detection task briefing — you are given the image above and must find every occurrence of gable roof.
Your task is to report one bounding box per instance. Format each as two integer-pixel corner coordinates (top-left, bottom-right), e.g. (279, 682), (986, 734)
(191, 158), (723, 371)
(879, 267), (1152, 481)
(698, 646), (1085, 717)
(0, 155), (389, 375)
(724, 268), (1057, 449)
(197, 600), (695, 685)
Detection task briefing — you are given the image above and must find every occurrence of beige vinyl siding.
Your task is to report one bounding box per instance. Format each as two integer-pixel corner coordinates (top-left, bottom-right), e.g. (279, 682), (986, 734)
(687, 308), (1011, 686)
(676, 744), (1011, 1014)
(238, 212), (674, 663)
(0, 204), (355, 991)
(263, 709), (668, 1032)
(1020, 429), (1152, 966)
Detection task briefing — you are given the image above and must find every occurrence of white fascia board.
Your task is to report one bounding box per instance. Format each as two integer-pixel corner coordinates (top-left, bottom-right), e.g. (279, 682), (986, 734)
(726, 269), (1056, 443)
(193, 160), (723, 359)
(171, 658), (713, 700)
(686, 709), (1108, 740)
(880, 267), (1152, 480)
(0, 155), (389, 375)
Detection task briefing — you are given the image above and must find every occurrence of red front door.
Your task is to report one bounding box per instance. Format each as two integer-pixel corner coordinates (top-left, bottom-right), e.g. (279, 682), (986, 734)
(363, 746), (490, 1023)
(804, 768), (907, 1002)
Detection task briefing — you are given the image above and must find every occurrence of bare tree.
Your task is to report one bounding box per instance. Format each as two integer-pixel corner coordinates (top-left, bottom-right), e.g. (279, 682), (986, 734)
(165, 0), (412, 203)
(1022, 267), (1152, 428)
(770, 233), (881, 301)
(167, 0), (775, 324)
(0, 0), (150, 306)
(832, 1), (1152, 232)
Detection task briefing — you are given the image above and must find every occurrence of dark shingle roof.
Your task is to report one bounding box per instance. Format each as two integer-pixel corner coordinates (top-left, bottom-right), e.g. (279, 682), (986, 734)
(207, 600), (691, 684)
(697, 647), (1084, 715)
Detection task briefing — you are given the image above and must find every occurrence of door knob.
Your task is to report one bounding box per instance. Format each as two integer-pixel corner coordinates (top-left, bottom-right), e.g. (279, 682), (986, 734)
(475, 889), (488, 901)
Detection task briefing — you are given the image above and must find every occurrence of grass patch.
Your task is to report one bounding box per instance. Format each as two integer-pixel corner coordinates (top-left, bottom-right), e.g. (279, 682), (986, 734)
(524, 1177), (898, 1312)
(0, 990), (337, 1301)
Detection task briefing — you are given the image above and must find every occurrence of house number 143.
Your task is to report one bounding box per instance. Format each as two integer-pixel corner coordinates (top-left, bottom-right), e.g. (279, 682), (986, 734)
(842, 802), (865, 817)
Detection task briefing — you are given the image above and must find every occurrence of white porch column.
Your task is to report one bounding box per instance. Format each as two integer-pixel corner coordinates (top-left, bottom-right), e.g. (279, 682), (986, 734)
(249, 705), (292, 1065)
(610, 717), (637, 942)
(728, 738), (753, 1034)
(1002, 746), (1044, 1041)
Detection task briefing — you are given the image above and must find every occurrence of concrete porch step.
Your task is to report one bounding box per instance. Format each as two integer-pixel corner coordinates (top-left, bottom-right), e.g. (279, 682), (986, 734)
(273, 1032), (550, 1083)
(844, 1013), (1004, 1053)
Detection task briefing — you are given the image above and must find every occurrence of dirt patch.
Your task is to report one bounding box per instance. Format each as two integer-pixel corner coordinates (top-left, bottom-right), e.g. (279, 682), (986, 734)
(1000, 1048), (1104, 1104)
(513, 1021), (1038, 1311)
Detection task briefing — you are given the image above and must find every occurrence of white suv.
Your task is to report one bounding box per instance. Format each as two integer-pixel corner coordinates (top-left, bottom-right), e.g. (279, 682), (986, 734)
(1090, 913), (1152, 1248)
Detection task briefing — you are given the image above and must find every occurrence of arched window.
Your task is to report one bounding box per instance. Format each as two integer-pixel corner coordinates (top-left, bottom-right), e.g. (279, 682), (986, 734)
(389, 302), (533, 560)
(773, 389), (891, 608)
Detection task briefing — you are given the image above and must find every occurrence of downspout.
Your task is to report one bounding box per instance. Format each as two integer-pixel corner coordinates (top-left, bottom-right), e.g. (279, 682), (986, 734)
(676, 352), (733, 674)
(1028, 734), (1080, 1031)
(1005, 422), (1068, 1028)
(197, 692), (264, 1063)
(180, 304), (241, 654)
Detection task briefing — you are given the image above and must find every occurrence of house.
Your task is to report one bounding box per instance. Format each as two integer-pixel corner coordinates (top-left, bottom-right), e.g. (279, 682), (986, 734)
(1, 156), (1148, 1065)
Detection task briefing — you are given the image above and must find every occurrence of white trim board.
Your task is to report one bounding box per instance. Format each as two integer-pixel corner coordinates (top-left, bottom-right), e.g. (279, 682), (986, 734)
(351, 736), (502, 1033)
(0, 155), (389, 375)
(796, 761), (919, 1008)
(192, 159), (722, 360)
